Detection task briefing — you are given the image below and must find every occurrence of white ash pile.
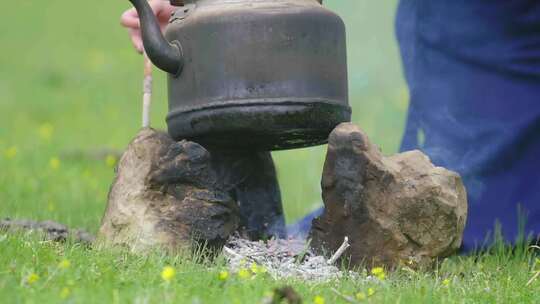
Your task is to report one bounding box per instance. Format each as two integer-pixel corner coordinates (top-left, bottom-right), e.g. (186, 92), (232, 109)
(223, 235), (355, 281)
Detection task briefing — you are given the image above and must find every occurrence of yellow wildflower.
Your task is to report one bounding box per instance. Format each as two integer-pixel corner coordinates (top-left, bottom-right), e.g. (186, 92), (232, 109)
(49, 157), (61, 170)
(250, 262), (267, 275)
(218, 270), (229, 281)
(237, 268), (251, 279)
(60, 287), (71, 299)
(26, 273), (40, 285)
(58, 259), (71, 269)
(367, 288), (375, 297)
(38, 123), (54, 140)
(47, 202), (56, 212)
(250, 263), (259, 273)
(4, 146), (17, 159)
(105, 155), (117, 168)
(313, 295), (325, 304)
(442, 278), (450, 287)
(371, 267), (386, 280)
(161, 266), (176, 282)
(355, 292), (366, 301)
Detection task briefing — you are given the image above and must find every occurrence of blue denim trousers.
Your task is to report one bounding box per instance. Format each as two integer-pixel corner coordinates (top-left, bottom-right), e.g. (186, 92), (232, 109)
(290, 0), (540, 250)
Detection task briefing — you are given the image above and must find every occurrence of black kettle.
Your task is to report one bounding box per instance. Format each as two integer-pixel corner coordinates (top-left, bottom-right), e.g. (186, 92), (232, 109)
(128, 0), (350, 150)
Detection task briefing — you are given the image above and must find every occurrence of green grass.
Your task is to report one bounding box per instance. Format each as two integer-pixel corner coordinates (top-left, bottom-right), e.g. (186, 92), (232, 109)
(2, 0), (538, 303)
(1, 233), (540, 303)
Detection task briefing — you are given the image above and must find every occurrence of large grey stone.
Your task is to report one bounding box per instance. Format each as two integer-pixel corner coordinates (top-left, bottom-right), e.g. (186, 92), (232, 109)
(310, 123), (468, 268)
(98, 127), (286, 252)
(99, 128), (240, 252)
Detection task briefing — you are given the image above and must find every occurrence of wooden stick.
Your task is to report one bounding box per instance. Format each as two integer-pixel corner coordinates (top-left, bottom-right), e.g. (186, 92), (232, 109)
(327, 236), (350, 265)
(142, 53), (153, 128)
(527, 270), (540, 286)
(223, 246), (244, 260)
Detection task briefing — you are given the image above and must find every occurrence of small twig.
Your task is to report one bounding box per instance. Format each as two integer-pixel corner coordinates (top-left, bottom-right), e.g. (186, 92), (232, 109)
(142, 54), (153, 128)
(223, 246), (244, 260)
(527, 271), (540, 286)
(526, 245), (540, 286)
(327, 236), (350, 265)
(331, 288), (357, 304)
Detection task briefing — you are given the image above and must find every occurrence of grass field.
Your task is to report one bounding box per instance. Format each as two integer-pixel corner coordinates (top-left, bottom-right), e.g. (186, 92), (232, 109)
(2, 1), (539, 303)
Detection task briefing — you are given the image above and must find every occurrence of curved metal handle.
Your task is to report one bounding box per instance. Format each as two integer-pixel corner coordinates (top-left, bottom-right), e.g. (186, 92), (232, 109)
(128, 0), (184, 75)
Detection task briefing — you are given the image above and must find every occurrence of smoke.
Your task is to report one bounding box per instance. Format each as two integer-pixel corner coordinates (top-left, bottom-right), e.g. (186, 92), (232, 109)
(210, 150), (286, 240)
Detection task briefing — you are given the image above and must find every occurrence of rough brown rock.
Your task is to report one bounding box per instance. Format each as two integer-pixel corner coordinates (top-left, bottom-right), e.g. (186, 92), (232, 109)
(98, 128), (240, 252)
(310, 123), (468, 268)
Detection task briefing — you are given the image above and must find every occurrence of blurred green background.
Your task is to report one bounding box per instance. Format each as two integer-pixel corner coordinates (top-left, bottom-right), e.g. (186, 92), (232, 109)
(0, 0), (406, 231)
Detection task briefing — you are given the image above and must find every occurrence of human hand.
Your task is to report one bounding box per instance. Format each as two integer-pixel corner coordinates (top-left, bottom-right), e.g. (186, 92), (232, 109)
(121, 0), (177, 53)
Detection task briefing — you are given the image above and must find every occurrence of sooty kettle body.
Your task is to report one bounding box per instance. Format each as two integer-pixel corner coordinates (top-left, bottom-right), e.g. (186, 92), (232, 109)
(128, 0), (350, 150)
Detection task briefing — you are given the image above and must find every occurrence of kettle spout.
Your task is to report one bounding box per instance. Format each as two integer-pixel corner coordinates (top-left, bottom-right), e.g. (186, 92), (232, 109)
(128, 0), (183, 75)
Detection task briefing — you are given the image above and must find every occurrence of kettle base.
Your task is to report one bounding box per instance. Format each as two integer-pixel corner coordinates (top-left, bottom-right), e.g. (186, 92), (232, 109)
(166, 100), (351, 151)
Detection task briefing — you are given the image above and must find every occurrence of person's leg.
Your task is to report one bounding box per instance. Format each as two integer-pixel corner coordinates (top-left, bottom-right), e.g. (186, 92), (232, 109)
(291, 1), (540, 247)
(396, 1), (540, 249)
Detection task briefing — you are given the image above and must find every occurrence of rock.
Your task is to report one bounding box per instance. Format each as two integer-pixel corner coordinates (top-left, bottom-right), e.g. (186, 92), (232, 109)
(99, 128), (240, 252)
(98, 128), (286, 251)
(310, 123), (468, 268)
(0, 218), (95, 244)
